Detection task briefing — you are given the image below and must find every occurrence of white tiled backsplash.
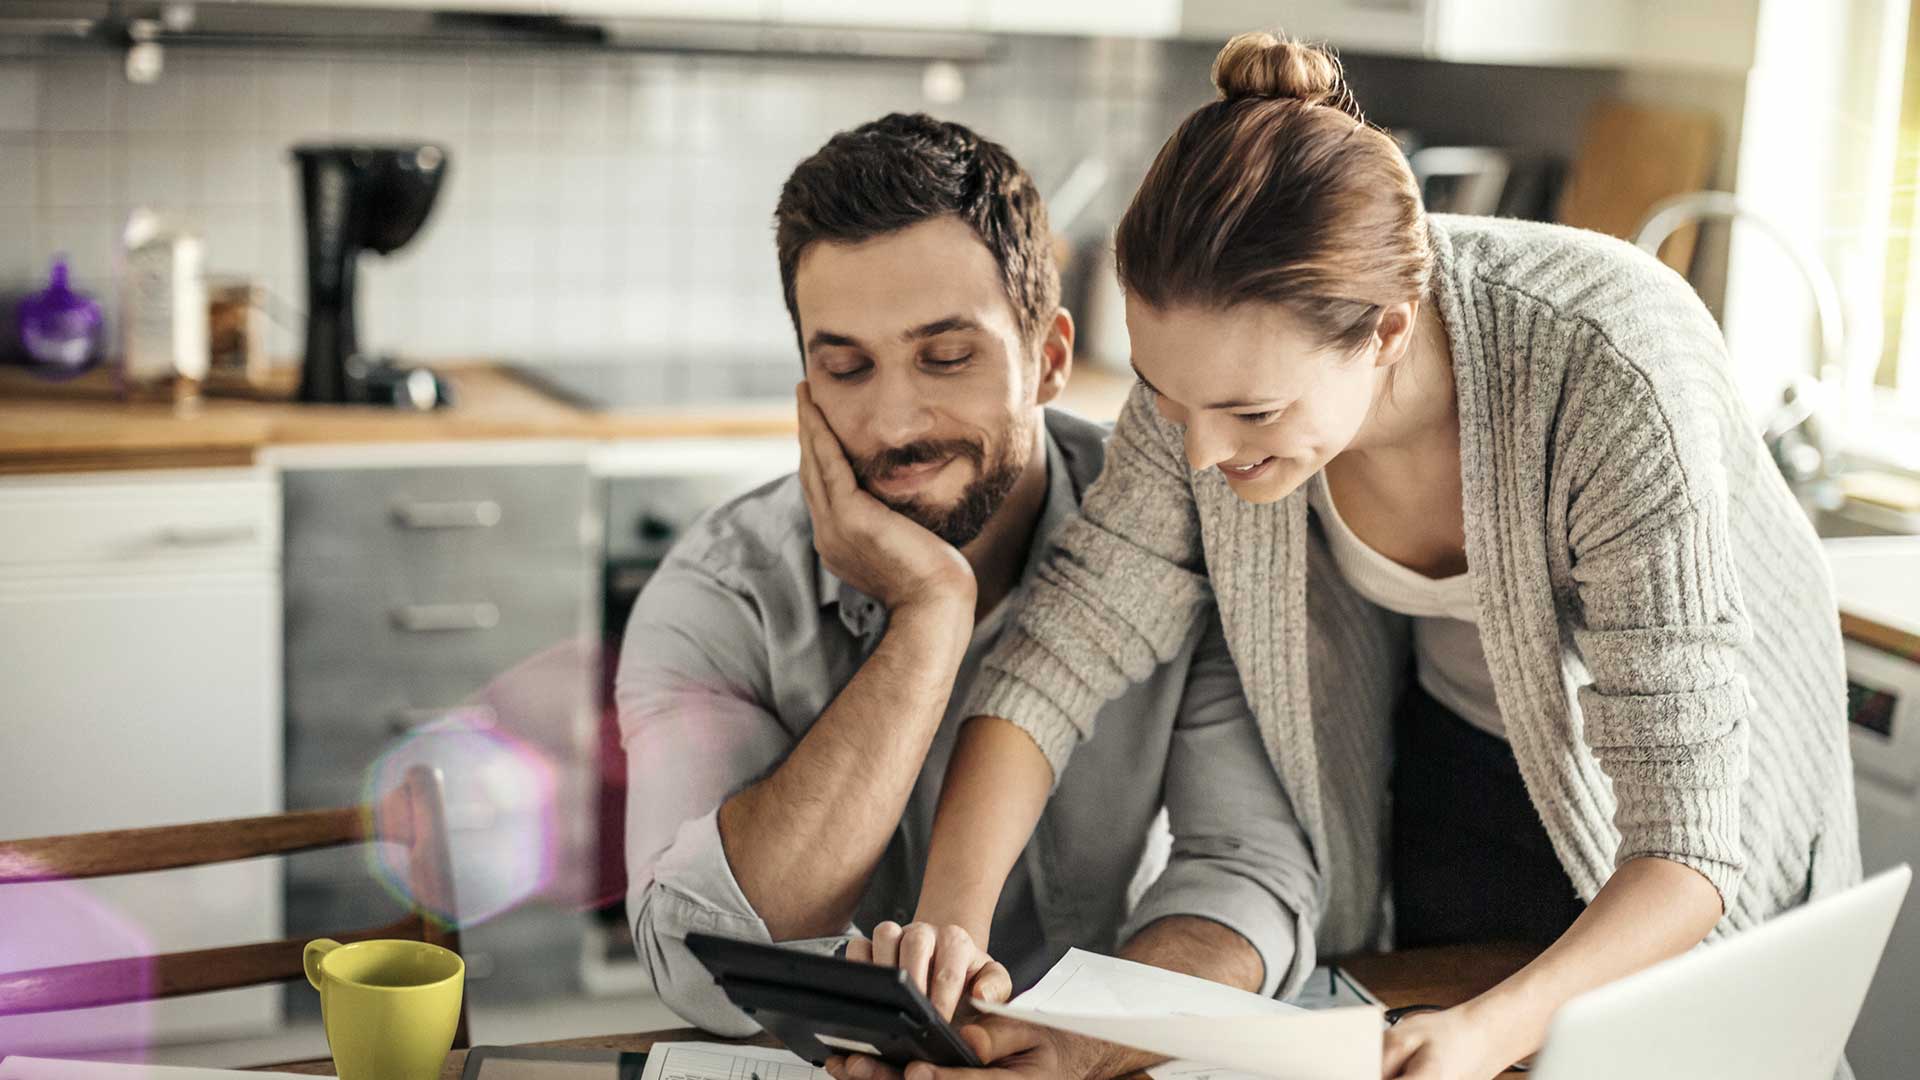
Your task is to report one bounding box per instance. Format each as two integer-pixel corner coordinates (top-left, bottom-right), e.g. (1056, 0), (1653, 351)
(0, 38), (1205, 371)
(0, 36), (1670, 376)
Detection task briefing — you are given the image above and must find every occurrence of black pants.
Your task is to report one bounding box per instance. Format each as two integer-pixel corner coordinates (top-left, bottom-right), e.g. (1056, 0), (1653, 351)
(1391, 681), (1586, 947)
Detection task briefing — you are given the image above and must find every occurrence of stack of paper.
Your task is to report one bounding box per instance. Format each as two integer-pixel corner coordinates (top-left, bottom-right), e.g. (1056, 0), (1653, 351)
(639, 1042), (828, 1080)
(979, 949), (1381, 1080)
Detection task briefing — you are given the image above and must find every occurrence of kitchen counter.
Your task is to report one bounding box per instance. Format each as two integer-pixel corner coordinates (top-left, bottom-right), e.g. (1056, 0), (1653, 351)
(1827, 536), (1920, 661)
(0, 362), (1138, 474)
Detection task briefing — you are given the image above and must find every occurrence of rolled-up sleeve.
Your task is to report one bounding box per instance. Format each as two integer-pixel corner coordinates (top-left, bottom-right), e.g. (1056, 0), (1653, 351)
(1564, 339), (1752, 909)
(1120, 613), (1323, 999)
(965, 384), (1214, 784)
(617, 555), (852, 1035)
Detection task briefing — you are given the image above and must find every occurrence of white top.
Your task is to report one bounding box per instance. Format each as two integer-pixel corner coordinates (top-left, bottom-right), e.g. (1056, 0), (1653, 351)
(1307, 472), (1505, 738)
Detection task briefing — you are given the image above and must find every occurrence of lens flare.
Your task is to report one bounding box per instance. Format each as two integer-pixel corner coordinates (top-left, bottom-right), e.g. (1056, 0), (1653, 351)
(362, 637), (606, 926)
(0, 865), (155, 1059)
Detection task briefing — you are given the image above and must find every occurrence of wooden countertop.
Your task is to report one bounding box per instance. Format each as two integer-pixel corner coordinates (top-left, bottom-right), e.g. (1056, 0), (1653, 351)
(0, 362), (1138, 475)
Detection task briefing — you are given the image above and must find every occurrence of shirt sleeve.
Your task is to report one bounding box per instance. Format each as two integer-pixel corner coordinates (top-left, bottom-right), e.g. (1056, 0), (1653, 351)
(1120, 610), (1323, 999)
(964, 383), (1215, 784)
(1564, 336), (1753, 909)
(617, 554), (855, 1035)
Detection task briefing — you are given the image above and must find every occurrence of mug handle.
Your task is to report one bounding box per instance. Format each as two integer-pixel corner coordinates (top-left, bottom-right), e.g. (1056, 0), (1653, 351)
(304, 938), (342, 991)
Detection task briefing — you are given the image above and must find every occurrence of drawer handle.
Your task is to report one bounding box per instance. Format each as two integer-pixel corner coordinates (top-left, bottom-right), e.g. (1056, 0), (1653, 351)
(158, 523), (260, 547)
(391, 602), (500, 632)
(393, 500), (503, 530)
(387, 704), (495, 734)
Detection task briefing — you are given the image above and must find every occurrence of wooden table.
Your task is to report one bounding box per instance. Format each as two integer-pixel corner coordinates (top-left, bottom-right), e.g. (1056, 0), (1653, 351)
(266, 945), (1539, 1079)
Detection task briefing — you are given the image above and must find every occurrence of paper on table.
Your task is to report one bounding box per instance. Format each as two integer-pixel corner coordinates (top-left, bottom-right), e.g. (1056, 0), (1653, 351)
(639, 1043), (828, 1080)
(977, 950), (1381, 1080)
(0, 1060), (312, 1080)
(1013, 949), (1302, 1017)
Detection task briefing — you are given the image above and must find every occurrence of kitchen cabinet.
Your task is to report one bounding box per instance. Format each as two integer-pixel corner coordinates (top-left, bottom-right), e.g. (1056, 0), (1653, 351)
(208, 0), (1179, 37)
(0, 467), (282, 1051)
(982, 0), (1180, 37)
(773, 0), (977, 31)
(1180, 0), (1758, 73)
(277, 447), (599, 1010)
(206, 0), (775, 19)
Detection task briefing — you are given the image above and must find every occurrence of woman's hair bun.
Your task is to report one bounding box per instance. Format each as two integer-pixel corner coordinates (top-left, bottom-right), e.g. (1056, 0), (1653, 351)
(1211, 31), (1350, 110)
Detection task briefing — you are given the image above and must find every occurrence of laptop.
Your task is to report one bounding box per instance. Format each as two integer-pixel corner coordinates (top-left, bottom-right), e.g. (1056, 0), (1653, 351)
(1530, 864), (1911, 1080)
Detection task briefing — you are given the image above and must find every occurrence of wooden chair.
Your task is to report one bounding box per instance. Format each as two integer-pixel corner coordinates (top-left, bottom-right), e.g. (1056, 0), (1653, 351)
(0, 764), (472, 1049)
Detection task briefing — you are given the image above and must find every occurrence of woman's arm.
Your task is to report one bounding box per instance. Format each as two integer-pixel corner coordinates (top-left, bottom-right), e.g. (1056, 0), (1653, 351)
(914, 717), (1057, 945)
(1383, 857), (1720, 1078)
(901, 385), (1215, 974)
(1387, 326), (1758, 1079)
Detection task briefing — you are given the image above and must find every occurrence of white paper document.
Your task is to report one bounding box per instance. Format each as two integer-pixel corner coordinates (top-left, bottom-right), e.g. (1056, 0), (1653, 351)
(640, 1042), (829, 1080)
(980, 949), (1382, 1080)
(0, 1060), (312, 1080)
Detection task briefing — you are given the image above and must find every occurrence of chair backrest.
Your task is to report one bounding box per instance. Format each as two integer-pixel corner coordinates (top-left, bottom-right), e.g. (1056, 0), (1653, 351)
(0, 765), (470, 1049)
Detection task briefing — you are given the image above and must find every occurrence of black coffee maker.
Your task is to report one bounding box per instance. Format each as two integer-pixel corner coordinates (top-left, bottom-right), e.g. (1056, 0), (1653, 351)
(294, 143), (451, 408)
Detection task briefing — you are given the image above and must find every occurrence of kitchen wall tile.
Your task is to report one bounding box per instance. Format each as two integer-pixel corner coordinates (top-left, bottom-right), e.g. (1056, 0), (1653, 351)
(0, 135), (37, 207)
(124, 69), (198, 134)
(483, 61), (541, 137)
(122, 134), (200, 209)
(42, 135), (115, 209)
(195, 62), (262, 133)
(545, 61), (613, 149)
(201, 136), (269, 207)
(1, 34), (1620, 373)
(37, 206), (120, 287)
(201, 215), (261, 278)
(259, 59), (335, 138)
(0, 64), (41, 132)
(0, 208), (38, 287)
(341, 60), (421, 140)
(37, 57), (118, 134)
(623, 62), (679, 148)
(417, 62), (476, 141)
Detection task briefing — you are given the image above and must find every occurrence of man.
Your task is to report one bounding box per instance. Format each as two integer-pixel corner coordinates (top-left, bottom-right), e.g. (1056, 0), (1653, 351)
(617, 113), (1320, 1080)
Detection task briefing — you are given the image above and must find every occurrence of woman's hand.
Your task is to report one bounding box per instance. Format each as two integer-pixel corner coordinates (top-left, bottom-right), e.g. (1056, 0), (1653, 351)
(1381, 1006), (1519, 1080)
(848, 922), (1012, 1021)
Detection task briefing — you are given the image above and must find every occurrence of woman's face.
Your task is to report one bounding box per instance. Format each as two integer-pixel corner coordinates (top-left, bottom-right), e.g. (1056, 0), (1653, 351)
(1126, 296), (1397, 504)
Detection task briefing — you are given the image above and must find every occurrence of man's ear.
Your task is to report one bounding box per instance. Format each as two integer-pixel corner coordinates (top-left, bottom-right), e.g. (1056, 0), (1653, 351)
(1034, 308), (1075, 406)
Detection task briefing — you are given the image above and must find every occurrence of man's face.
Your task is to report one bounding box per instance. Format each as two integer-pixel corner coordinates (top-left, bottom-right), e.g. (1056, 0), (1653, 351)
(794, 215), (1040, 548)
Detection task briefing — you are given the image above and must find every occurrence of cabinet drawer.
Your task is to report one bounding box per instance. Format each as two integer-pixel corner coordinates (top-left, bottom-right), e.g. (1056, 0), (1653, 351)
(0, 468), (279, 573)
(285, 566), (592, 720)
(283, 463), (593, 575)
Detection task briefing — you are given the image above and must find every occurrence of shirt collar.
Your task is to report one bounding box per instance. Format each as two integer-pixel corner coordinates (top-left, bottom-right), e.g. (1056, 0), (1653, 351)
(815, 419), (1076, 638)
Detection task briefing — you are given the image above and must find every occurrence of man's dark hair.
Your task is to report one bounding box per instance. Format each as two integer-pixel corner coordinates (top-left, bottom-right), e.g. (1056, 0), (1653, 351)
(774, 112), (1060, 351)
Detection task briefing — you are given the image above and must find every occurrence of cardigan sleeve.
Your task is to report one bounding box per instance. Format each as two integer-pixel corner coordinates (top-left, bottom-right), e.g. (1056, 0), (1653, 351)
(1563, 335), (1753, 909)
(962, 382), (1214, 782)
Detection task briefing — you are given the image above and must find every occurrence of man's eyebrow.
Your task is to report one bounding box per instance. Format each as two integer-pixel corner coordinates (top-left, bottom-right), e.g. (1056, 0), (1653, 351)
(1129, 360), (1284, 411)
(805, 329), (864, 353)
(904, 316), (982, 340)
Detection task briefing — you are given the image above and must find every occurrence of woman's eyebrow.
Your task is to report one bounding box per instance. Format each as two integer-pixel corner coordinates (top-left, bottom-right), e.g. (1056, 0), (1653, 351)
(1130, 361), (1284, 410)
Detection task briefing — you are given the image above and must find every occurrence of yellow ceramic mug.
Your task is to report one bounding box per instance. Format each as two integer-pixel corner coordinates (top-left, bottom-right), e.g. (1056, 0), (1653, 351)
(303, 938), (465, 1080)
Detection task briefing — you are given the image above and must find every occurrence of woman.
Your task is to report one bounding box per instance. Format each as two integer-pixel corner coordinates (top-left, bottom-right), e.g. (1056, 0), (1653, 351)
(897, 30), (1860, 1080)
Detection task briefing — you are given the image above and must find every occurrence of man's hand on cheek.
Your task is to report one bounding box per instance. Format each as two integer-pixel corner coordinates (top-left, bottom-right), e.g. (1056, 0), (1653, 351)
(796, 382), (976, 615)
(822, 1019), (1099, 1080)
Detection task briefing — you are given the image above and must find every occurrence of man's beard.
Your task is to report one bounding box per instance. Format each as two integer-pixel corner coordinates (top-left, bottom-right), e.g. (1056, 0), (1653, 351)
(850, 426), (1028, 549)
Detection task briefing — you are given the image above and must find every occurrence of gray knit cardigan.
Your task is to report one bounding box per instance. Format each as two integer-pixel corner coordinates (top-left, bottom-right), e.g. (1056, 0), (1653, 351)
(965, 214), (1861, 955)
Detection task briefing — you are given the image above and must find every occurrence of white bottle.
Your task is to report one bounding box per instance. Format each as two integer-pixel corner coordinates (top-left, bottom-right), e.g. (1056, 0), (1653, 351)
(119, 208), (209, 387)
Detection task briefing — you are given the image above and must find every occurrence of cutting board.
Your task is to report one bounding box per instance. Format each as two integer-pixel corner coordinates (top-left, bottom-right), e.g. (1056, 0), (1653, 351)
(1554, 100), (1720, 274)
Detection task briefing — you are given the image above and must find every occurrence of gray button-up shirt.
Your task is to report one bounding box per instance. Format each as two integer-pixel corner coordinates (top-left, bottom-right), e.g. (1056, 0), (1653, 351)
(616, 407), (1321, 1036)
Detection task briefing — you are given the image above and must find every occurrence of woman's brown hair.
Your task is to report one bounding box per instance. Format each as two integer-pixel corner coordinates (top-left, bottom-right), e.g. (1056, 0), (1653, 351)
(1115, 31), (1430, 353)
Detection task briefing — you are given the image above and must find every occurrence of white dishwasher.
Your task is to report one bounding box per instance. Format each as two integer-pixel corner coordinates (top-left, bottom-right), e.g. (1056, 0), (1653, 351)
(0, 467), (284, 1055)
(1826, 537), (1920, 1080)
